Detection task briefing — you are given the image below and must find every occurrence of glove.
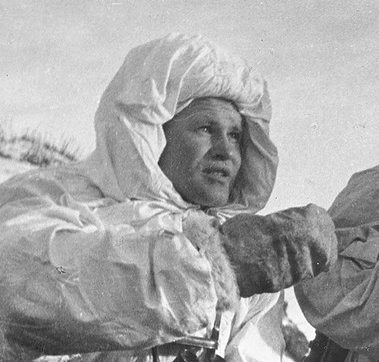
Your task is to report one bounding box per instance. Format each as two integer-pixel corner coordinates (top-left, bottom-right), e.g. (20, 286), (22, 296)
(219, 204), (338, 297)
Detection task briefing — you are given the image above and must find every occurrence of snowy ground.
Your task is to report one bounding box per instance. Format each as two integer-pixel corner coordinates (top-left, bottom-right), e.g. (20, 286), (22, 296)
(0, 156), (315, 361)
(0, 157), (36, 183)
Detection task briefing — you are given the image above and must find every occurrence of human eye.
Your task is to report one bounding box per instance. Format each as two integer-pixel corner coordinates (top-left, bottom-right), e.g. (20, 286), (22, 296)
(229, 130), (242, 143)
(197, 124), (212, 134)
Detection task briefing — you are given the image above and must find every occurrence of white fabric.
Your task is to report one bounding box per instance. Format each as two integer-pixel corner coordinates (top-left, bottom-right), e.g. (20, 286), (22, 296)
(0, 33), (282, 362)
(78, 32), (277, 217)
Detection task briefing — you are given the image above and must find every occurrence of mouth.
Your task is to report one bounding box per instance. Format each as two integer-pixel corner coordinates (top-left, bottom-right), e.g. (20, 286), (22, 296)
(203, 167), (231, 182)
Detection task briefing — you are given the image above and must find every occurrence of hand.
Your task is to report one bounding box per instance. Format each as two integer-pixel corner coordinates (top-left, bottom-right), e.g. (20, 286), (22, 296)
(219, 204), (338, 297)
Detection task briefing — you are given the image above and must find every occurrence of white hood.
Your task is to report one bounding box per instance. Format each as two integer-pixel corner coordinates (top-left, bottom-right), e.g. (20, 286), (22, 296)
(77, 33), (278, 221)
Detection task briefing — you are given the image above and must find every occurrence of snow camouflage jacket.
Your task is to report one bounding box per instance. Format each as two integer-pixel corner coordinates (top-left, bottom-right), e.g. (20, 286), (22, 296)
(296, 164), (379, 362)
(0, 34), (285, 362)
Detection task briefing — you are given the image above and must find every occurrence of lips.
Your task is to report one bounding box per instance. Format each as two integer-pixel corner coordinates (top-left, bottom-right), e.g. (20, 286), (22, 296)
(203, 166), (232, 183)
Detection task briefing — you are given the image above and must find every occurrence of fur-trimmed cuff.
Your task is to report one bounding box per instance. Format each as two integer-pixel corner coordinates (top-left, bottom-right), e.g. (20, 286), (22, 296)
(183, 212), (240, 312)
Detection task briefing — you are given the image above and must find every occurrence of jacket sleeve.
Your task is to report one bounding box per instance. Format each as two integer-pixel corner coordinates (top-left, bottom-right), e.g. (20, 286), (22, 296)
(295, 224), (379, 359)
(295, 166), (379, 359)
(0, 175), (219, 355)
(223, 292), (285, 362)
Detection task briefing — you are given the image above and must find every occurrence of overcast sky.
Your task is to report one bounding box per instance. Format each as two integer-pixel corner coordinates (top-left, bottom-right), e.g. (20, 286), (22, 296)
(1, 0), (379, 213)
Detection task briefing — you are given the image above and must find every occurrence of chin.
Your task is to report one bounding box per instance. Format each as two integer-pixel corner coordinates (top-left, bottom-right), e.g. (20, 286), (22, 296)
(183, 184), (230, 208)
(199, 194), (229, 208)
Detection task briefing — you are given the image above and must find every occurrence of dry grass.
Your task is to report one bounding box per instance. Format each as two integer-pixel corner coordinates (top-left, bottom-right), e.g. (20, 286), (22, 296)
(0, 122), (84, 167)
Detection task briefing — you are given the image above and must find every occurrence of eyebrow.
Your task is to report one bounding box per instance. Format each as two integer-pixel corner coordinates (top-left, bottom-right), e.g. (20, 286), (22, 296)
(230, 123), (243, 132)
(193, 117), (242, 131)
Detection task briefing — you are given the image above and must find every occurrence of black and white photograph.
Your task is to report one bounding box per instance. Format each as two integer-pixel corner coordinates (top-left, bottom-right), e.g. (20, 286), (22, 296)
(1, 1), (378, 361)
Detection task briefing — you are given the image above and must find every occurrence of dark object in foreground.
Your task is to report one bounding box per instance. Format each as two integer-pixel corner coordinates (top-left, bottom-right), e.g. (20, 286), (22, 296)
(220, 204), (338, 297)
(304, 331), (348, 362)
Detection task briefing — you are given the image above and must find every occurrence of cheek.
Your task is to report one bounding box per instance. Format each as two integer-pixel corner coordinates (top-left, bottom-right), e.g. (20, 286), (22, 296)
(236, 152), (242, 171)
(230, 143), (242, 170)
(181, 140), (208, 169)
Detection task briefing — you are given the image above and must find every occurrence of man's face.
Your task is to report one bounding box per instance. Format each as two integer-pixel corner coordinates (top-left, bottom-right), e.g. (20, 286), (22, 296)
(159, 97), (243, 207)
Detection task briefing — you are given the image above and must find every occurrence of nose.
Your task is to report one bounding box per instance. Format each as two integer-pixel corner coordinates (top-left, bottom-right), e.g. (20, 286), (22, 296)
(210, 134), (239, 161)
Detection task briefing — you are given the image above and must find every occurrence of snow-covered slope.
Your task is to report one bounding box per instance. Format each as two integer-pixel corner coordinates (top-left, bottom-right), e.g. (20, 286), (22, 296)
(0, 157), (36, 183)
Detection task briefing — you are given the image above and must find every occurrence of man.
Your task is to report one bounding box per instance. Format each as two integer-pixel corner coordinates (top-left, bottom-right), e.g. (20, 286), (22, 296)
(296, 164), (379, 362)
(0, 33), (336, 361)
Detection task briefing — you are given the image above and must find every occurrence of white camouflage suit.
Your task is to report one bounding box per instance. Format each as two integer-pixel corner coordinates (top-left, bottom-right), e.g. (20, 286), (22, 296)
(0, 33), (282, 362)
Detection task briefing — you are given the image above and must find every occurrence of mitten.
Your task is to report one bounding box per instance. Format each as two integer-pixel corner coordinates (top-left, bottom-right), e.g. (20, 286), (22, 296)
(219, 204), (338, 297)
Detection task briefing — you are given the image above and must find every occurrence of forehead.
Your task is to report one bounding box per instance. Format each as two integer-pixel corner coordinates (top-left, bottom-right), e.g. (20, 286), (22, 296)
(171, 97), (243, 128)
